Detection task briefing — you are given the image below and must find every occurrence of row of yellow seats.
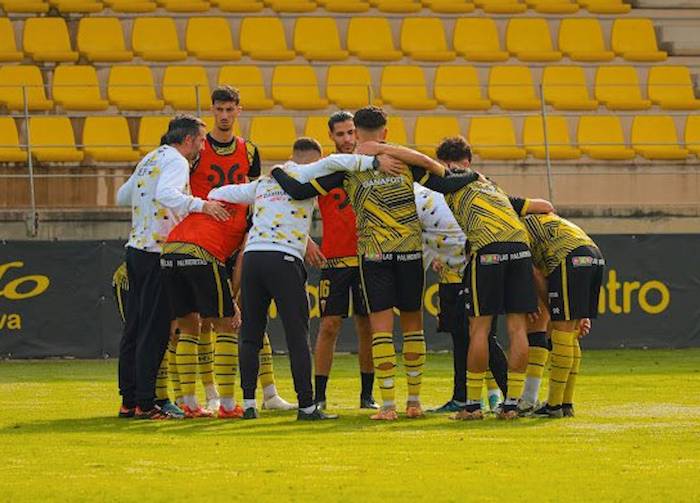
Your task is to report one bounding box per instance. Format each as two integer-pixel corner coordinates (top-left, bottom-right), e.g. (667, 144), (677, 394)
(1, 114), (699, 164)
(0, 16), (665, 65)
(2, 63), (698, 114)
(0, 0), (631, 15)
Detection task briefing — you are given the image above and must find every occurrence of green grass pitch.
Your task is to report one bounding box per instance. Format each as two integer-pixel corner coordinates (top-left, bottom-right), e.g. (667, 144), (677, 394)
(1, 350), (699, 502)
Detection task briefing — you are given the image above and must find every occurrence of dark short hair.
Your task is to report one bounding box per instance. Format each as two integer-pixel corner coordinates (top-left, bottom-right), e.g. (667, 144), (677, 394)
(160, 114), (206, 146)
(353, 106), (387, 131)
(211, 85), (240, 105)
(292, 137), (322, 155)
(436, 136), (473, 163)
(328, 111), (354, 132)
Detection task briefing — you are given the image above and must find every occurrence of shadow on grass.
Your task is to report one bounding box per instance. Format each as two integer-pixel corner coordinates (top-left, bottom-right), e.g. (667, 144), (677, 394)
(1, 412), (549, 438)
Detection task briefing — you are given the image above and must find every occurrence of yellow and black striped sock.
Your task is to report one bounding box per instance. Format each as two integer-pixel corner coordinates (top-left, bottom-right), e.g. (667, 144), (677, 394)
(176, 332), (199, 399)
(215, 331), (239, 401)
(506, 371), (526, 403)
(547, 329), (576, 407)
(523, 340), (549, 403)
(198, 328), (215, 389)
(372, 331), (397, 408)
(467, 371), (485, 409)
(155, 353), (169, 402)
(563, 337), (581, 405)
(402, 330), (425, 403)
(258, 333), (276, 394)
(168, 338), (181, 403)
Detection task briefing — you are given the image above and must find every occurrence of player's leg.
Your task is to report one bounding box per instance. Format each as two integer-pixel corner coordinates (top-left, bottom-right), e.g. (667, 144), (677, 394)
(211, 316), (242, 418)
(239, 252), (273, 418)
(118, 255), (140, 416)
(519, 305), (550, 415)
(453, 315), (492, 420)
(314, 315), (341, 408)
(351, 271), (377, 409)
(359, 256), (398, 420)
(198, 320), (218, 410)
(562, 335), (581, 417)
(176, 312), (208, 417)
(396, 253), (427, 418)
(259, 333), (296, 410)
(487, 317), (508, 410)
(168, 328), (182, 407)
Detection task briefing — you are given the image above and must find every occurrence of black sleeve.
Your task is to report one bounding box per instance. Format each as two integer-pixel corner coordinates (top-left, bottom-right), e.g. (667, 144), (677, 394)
(248, 144), (261, 180)
(508, 196), (528, 216)
(410, 165), (479, 194)
(271, 168), (345, 200)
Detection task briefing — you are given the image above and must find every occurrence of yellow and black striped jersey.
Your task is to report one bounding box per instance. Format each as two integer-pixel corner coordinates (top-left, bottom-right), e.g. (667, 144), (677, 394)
(523, 214), (596, 275)
(443, 179), (530, 253)
(343, 170), (423, 256)
(112, 262), (129, 291)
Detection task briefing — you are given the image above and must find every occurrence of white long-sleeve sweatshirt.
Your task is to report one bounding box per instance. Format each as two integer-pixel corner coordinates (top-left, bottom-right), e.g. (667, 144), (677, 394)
(208, 154), (375, 260)
(117, 145), (205, 253)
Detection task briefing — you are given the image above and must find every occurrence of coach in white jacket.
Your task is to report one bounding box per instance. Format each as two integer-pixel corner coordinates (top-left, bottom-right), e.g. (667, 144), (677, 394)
(116, 115), (228, 419)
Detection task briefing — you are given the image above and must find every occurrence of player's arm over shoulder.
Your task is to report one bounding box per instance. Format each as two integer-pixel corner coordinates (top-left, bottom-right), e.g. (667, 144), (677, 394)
(510, 196), (554, 216)
(208, 179), (259, 204)
(357, 141), (446, 177)
(271, 166), (345, 200)
(411, 165), (479, 194)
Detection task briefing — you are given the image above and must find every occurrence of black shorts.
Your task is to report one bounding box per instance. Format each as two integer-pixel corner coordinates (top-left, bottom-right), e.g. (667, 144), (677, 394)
(319, 266), (368, 318)
(548, 245), (605, 321)
(359, 251), (424, 313)
(464, 241), (537, 317)
(161, 253), (234, 319)
(438, 282), (465, 333)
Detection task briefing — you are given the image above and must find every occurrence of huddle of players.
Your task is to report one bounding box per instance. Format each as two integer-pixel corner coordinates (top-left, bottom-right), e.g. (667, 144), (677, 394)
(116, 85), (605, 421)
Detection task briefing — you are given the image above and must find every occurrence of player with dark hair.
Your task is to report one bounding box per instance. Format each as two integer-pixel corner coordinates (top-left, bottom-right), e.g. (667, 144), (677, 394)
(312, 110), (378, 411)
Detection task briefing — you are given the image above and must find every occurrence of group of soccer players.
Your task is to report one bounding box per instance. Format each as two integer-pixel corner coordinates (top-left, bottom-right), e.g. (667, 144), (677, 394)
(114, 85), (605, 421)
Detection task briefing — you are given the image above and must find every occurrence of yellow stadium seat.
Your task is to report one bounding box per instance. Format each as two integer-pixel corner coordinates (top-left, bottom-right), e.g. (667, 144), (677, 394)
(132, 18), (187, 62)
(0, 117), (26, 163)
(162, 66), (210, 111)
(104, 0), (156, 12)
(381, 66), (437, 110)
(558, 18), (614, 62)
(218, 65), (274, 110)
(0, 0), (48, 13)
(578, 0), (630, 14)
(186, 18), (241, 61)
(83, 116), (140, 162)
(595, 66), (651, 111)
(29, 116), (83, 162)
(304, 116), (334, 154)
(240, 17), (296, 61)
(488, 66), (541, 110)
(324, 0), (369, 12)
(108, 65), (164, 111)
(294, 18), (349, 61)
(249, 116), (296, 161)
(611, 19), (667, 62)
(137, 116), (170, 155)
(0, 19), (22, 62)
(523, 116), (581, 160)
(327, 65), (379, 109)
(0, 65), (53, 111)
(347, 18), (402, 61)
(474, 0), (526, 13)
(422, 0), (474, 13)
(49, 0), (103, 12)
(469, 117), (526, 160)
(401, 18), (456, 62)
(157, 0), (210, 11)
(542, 66), (598, 111)
(271, 66), (329, 110)
(632, 115), (688, 160)
(23, 18), (78, 63)
(577, 115), (635, 160)
(77, 18), (133, 63)
(685, 116), (700, 157)
(266, 0), (317, 12)
(52, 65), (109, 111)
(526, 0), (578, 13)
(212, 0), (263, 11)
(648, 66), (700, 110)
(386, 116), (408, 145)
(506, 18), (562, 62)
(375, 0), (421, 12)
(434, 66), (490, 110)
(414, 116), (460, 156)
(453, 18), (508, 62)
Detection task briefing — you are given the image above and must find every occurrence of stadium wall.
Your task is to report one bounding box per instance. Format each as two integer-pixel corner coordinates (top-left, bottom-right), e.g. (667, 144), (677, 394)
(0, 235), (698, 359)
